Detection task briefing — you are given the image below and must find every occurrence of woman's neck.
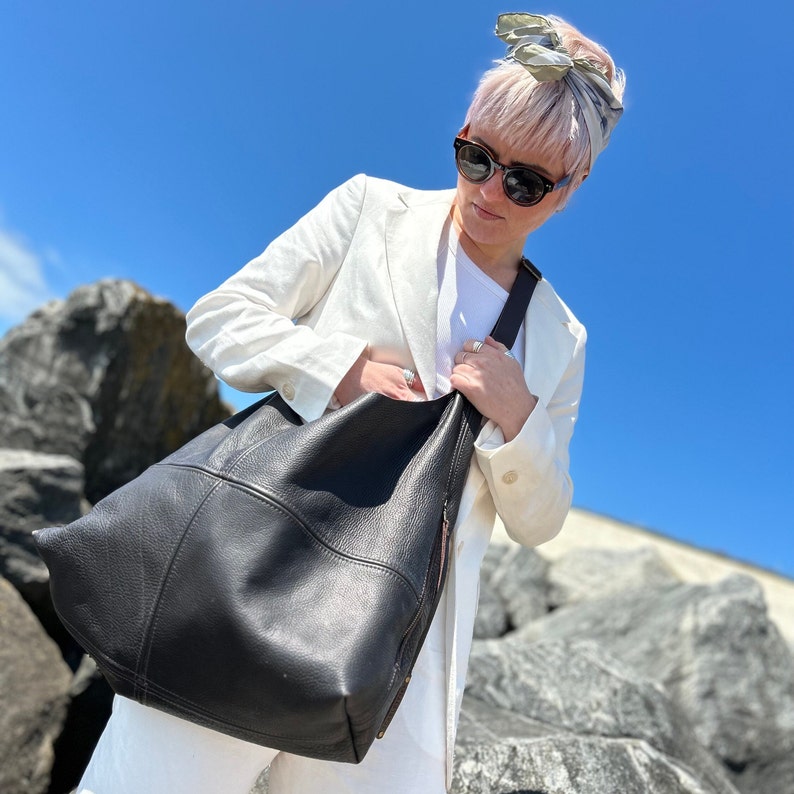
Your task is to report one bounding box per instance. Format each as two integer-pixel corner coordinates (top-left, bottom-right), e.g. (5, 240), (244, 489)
(452, 218), (526, 292)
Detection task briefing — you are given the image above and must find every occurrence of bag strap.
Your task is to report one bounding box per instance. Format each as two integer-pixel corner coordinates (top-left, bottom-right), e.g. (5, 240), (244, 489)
(453, 255), (542, 432)
(488, 256), (542, 349)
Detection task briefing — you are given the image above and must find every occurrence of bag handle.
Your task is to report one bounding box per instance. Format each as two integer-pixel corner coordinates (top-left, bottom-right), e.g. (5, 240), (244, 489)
(488, 256), (542, 350)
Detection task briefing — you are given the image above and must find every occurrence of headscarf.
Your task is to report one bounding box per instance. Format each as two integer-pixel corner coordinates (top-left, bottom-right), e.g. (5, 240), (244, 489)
(495, 13), (623, 171)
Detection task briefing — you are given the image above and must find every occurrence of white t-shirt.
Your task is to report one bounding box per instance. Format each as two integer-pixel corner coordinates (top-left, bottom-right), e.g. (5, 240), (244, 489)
(434, 222), (525, 397)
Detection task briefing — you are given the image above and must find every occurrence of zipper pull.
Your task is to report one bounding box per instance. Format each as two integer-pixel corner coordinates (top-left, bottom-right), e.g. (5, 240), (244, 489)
(437, 503), (450, 590)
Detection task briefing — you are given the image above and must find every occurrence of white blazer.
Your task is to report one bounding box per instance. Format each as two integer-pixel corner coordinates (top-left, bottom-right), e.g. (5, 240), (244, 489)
(185, 174), (586, 784)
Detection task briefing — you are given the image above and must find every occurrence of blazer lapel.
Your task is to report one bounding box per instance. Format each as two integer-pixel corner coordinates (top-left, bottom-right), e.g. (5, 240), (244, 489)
(522, 279), (578, 405)
(384, 188), (456, 395)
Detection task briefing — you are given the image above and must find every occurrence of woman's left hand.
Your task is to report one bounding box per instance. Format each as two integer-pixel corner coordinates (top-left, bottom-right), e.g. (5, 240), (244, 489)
(450, 336), (537, 442)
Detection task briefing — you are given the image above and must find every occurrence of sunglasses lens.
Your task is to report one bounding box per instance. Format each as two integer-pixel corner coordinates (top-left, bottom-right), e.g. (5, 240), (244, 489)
(456, 144), (492, 183)
(505, 170), (546, 206)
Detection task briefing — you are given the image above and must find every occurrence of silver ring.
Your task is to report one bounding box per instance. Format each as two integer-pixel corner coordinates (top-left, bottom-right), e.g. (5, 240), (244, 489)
(504, 349), (516, 360)
(402, 368), (416, 388)
(472, 340), (484, 353)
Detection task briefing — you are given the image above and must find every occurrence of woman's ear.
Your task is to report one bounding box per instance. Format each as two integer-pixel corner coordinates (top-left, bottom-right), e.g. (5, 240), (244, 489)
(573, 170), (590, 189)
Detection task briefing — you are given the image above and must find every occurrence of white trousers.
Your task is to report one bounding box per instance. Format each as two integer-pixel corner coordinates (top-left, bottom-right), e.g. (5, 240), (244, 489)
(78, 598), (449, 794)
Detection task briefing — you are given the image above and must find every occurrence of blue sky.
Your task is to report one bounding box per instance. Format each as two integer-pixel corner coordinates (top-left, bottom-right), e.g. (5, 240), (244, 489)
(1, 1), (792, 576)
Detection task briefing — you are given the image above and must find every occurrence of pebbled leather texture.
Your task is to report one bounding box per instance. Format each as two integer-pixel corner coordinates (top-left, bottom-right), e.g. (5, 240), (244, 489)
(35, 389), (479, 763)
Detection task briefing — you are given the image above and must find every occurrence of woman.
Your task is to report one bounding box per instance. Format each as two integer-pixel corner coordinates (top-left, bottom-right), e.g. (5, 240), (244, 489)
(78, 12), (624, 794)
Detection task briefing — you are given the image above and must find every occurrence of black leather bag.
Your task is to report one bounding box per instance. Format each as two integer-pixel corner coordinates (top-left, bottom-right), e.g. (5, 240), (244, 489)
(34, 260), (540, 764)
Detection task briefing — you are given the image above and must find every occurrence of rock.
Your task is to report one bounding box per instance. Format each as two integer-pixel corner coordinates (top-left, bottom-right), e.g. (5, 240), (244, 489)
(451, 734), (733, 794)
(0, 280), (229, 503)
(473, 545), (511, 638)
(457, 691), (569, 745)
(465, 637), (736, 793)
(47, 656), (113, 794)
(516, 574), (794, 770)
(546, 545), (679, 608)
(250, 767), (270, 793)
(0, 449), (84, 601)
(730, 752), (794, 794)
(455, 694), (737, 794)
(473, 578), (509, 639)
(485, 544), (549, 630)
(474, 544), (549, 639)
(0, 576), (72, 794)
(478, 543), (511, 580)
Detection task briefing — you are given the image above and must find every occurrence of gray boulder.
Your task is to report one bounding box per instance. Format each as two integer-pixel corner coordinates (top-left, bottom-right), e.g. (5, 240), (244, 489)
(730, 752), (794, 794)
(250, 767), (270, 793)
(465, 637), (736, 793)
(473, 578), (510, 639)
(473, 545), (512, 639)
(0, 576), (72, 794)
(452, 733), (733, 794)
(484, 543), (549, 630)
(546, 545), (679, 608)
(0, 279), (229, 503)
(517, 574), (794, 770)
(457, 691), (567, 745)
(0, 449), (84, 610)
(47, 656), (113, 794)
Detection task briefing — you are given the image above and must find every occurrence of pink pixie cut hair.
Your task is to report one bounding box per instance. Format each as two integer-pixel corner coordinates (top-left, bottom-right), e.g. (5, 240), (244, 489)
(464, 15), (625, 194)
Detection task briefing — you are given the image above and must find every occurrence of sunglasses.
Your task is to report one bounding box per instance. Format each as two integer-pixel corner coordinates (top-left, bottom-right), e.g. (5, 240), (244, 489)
(453, 137), (571, 207)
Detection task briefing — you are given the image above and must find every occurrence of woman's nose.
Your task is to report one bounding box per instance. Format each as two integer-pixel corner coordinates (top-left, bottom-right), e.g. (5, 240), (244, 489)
(479, 170), (504, 201)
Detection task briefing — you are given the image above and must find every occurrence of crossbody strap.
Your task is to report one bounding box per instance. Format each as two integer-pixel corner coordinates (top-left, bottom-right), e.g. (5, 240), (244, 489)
(488, 257), (542, 349)
(455, 255), (542, 431)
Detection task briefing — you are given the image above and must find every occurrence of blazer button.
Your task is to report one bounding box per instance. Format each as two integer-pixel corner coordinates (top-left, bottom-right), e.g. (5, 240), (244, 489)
(501, 470), (518, 485)
(282, 382), (296, 400)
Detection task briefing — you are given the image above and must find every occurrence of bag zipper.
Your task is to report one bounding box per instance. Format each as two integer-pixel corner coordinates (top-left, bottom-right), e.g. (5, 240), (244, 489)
(376, 505), (451, 739)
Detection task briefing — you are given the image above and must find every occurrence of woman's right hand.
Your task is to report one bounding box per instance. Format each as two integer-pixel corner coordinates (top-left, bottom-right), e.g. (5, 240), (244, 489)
(334, 353), (425, 406)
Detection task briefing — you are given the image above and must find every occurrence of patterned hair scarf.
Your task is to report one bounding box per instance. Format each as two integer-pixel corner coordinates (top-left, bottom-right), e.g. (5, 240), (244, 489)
(495, 13), (623, 171)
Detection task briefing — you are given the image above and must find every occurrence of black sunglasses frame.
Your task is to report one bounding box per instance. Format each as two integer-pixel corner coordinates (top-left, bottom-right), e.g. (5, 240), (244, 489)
(453, 137), (570, 207)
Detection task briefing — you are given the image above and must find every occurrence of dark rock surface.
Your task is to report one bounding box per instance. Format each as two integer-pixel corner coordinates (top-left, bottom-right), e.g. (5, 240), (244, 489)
(0, 449), (85, 633)
(0, 577), (71, 794)
(0, 279), (228, 503)
(47, 657), (113, 794)
(485, 543), (549, 630)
